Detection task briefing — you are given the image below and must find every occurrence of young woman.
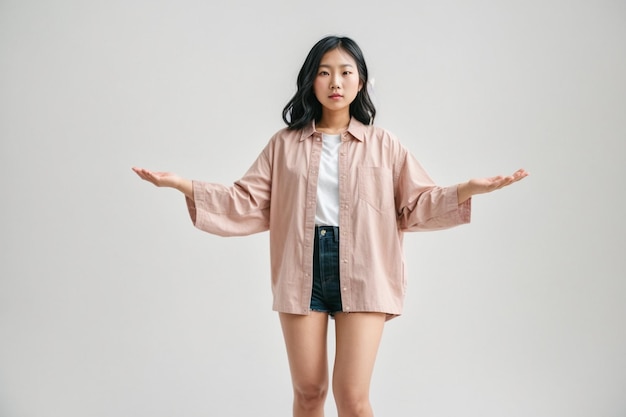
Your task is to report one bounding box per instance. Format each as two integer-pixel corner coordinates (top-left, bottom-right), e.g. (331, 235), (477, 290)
(133, 35), (527, 417)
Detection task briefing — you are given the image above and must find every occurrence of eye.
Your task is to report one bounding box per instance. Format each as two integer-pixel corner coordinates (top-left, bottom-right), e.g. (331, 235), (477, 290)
(318, 70), (330, 76)
(343, 71), (352, 76)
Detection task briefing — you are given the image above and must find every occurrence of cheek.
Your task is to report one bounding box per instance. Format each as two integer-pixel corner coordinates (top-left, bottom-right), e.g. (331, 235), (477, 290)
(314, 77), (325, 88)
(313, 79), (325, 98)
(347, 79), (361, 96)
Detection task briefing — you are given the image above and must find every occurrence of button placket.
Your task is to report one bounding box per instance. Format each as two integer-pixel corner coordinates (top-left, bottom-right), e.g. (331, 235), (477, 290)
(337, 138), (351, 312)
(302, 133), (324, 314)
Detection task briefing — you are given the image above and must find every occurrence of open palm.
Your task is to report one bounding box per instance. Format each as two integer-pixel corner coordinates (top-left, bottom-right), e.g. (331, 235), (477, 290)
(132, 167), (181, 188)
(468, 168), (528, 195)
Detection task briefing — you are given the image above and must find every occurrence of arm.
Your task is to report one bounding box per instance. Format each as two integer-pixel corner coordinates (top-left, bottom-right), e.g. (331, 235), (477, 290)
(395, 150), (471, 231)
(132, 167), (194, 200)
(457, 168), (529, 204)
(394, 143), (528, 231)
(132, 143), (273, 237)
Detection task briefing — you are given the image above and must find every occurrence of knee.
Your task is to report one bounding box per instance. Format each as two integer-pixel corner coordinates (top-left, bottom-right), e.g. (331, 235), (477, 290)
(293, 383), (328, 411)
(334, 389), (370, 417)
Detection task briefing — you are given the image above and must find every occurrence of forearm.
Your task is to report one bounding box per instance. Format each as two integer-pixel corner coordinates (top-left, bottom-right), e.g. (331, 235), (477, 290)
(175, 178), (194, 200)
(457, 181), (472, 205)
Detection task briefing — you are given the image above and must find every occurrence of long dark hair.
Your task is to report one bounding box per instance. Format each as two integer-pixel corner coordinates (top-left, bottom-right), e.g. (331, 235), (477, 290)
(282, 36), (376, 130)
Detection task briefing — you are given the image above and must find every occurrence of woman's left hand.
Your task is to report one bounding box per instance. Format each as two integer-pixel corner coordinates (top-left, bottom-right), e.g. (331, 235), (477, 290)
(458, 168), (529, 203)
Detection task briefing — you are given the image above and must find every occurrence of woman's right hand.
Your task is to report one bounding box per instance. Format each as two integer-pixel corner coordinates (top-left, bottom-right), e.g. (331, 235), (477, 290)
(132, 167), (194, 199)
(132, 167), (181, 188)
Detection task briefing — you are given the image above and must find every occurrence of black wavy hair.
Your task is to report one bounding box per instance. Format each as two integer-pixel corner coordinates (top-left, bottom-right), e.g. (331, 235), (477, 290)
(282, 36), (376, 130)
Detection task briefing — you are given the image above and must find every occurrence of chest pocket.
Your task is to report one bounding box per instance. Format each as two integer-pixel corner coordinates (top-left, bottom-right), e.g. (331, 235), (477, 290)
(358, 167), (395, 211)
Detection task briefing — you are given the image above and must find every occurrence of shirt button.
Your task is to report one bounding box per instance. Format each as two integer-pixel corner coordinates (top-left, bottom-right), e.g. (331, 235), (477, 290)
(316, 138), (321, 142)
(320, 229), (326, 236)
(342, 259), (347, 263)
(343, 287), (347, 291)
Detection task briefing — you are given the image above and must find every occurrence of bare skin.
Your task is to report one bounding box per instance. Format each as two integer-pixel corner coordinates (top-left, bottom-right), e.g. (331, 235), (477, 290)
(278, 312), (386, 417)
(279, 312), (329, 417)
(332, 313), (386, 417)
(132, 46), (529, 417)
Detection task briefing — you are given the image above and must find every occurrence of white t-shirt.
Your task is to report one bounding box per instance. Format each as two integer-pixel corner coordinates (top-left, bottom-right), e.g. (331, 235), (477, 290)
(315, 133), (342, 226)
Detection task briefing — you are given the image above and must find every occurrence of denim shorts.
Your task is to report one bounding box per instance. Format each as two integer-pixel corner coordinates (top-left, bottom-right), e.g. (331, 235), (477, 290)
(310, 225), (343, 316)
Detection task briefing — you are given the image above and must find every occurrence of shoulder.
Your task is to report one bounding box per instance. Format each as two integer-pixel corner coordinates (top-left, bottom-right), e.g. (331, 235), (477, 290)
(364, 124), (398, 140)
(260, 126), (299, 147)
(259, 126), (307, 159)
(361, 124), (406, 151)
(269, 125), (311, 144)
(349, 118), (400, 144)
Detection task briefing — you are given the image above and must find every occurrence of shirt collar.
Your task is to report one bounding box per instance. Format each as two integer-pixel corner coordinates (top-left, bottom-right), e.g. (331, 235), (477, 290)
(299, 117), (366, 142)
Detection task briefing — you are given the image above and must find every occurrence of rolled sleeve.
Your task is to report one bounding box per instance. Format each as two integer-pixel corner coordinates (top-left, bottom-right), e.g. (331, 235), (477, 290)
(185, 151), (272, 237)
(396, 152), (472, 231)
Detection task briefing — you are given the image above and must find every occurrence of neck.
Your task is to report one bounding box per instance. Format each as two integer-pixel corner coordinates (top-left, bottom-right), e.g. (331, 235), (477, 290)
(317, 112), (350, 134)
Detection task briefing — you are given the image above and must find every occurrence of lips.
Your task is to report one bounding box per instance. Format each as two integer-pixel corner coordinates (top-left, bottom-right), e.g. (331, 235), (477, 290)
(329, 94), (343, 98)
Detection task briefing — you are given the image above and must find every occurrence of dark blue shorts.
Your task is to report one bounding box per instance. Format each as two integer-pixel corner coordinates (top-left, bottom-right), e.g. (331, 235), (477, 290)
(310, 225), (343, 316)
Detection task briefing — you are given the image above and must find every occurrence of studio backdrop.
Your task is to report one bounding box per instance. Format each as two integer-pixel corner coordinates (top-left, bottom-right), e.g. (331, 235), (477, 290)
(1, 1), (624, 416)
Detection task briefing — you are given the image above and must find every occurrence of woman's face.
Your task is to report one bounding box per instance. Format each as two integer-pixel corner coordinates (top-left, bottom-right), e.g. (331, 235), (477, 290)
(313, 48), (363, 115)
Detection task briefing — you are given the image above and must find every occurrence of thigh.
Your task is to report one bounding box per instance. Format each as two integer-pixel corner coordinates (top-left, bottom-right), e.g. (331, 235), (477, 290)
(332, 312), (386, 396)
(279, 312), (330, 389)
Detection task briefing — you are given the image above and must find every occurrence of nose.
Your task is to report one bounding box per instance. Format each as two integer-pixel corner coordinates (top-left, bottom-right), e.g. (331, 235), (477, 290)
(330, 74), (341, 89)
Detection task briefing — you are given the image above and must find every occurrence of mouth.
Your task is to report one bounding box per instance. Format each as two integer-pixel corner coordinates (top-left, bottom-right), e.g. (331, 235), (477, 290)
(329, 94), (343, 99)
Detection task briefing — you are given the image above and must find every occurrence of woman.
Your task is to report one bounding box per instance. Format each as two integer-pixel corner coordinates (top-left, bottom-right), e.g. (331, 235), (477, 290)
(133, 35), (527, 417)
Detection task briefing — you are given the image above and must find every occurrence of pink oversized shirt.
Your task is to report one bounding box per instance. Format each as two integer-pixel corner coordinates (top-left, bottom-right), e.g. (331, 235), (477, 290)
(186, 118), (471, 319)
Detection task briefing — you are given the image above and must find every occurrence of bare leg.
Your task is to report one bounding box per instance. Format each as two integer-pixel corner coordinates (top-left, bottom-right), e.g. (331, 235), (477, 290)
(332, 312), (386, 417)
(279, 312), (330, 417)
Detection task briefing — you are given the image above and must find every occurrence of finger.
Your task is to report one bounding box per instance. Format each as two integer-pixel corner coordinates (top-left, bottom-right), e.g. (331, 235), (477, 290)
(139, 170), (152, 180)
(134, 169), (147, 179)
(514, 169), (528, 178)
(134, 168), (158, 184)
(512, 170), (528, 182)
(502, 172), (527, 188)
(496, 176), (515, 189)
(143, 171), (160, 184)
(132, 167), (146, 178)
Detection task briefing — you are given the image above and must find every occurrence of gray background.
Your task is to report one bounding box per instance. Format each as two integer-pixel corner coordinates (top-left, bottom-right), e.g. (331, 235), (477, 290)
(1, 0), (625, 416)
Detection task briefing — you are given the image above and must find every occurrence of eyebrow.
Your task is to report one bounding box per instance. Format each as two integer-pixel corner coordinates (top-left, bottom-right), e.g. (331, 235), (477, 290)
(318, 64), (354, 68)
